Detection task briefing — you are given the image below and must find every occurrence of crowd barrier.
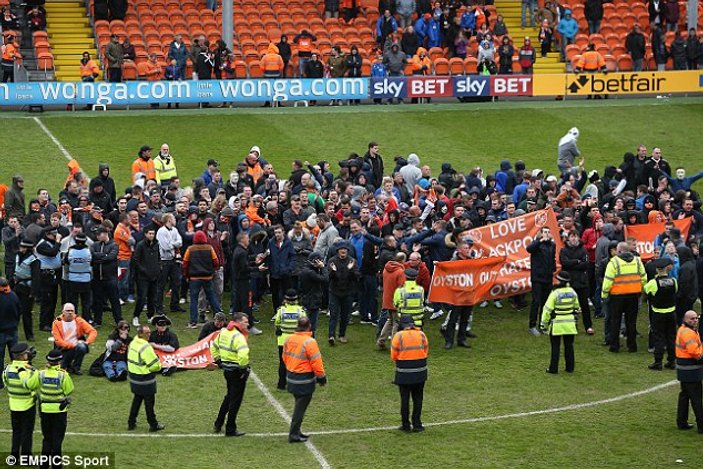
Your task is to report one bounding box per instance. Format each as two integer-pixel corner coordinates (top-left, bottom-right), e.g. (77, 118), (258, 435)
(1, 71), (701, 107)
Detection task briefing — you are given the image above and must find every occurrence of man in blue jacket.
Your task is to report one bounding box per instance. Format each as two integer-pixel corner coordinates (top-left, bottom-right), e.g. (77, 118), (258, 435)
(415, 13), (441, 49)
(377, 9), (398, 47)
(267, 225), (295, 315)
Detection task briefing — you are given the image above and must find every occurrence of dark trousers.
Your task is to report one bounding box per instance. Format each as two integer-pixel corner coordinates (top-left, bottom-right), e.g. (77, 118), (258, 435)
(289, 393), (312, 437)
(399, 381), (425, 429)
(15, 284), (35, 340)
(232, 279), (252, 316)
(108, 67), (122, 82)
(92, 278), (123, 326)
(41, 411), (67, 469)
(158, 260), (181, 312)
(278, 346), (286, 389)
(215, 368), (248, 434)
(529, 281), (552, 328)
(5, 262), (15, 286)
(575, 287), (592, 330)
(650, 312), (676, 363)
(677, 381), (703, 428)
(39, 281), (59, 329)
(11, 406), (35, 457)
(328, 293), (352, 339)
(270, 277), (291, 314)
(0, 330), (18, 369)
(128, 393), (157, 427)
(548, 334), (575, 373)
(307, 308), (319, 336)
(66, 281), (92, 322)
(608, 294), (639, 351)
(675, 297), (695, 325)
(134, 277), (158, 319)
(359, 274), (378, 321)
(445, 305), (472, 345)
(61, 343), (88, 372)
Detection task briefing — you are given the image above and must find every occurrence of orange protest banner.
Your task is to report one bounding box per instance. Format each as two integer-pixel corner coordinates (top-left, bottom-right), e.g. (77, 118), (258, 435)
(624, 218), (692, 262)
(428, 256), (505, 306)
(155, 331), (219, 369)
(435, 208), (564, 303)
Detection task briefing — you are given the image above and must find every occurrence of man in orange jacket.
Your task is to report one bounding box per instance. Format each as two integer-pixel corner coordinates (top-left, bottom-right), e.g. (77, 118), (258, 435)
(391, 314), (429, 432)
(79, 52), (100, 82)
(51, 302), (98, 375)
(261, 43), (284, 78)
(1, 34), (21, 83)
(675, 310), (703, 432)
(131, 145), (156, 183)
(282, 317), (326, 443)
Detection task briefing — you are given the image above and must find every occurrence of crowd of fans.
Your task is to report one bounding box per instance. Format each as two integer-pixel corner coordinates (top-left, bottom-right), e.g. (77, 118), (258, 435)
(0, 132), (702, 374)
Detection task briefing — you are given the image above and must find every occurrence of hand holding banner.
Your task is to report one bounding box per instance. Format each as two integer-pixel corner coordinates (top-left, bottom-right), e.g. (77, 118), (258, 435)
(624, 217), (692, 261)
(428, 256), (506, 306)
(154, 331), (220, 369)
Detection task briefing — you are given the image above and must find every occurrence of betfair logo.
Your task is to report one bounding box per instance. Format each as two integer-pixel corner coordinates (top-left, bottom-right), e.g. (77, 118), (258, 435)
(568, 73), (667, 94)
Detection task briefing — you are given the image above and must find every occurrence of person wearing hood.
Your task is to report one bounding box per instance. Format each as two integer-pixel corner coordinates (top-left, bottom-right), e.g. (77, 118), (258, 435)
(557, 9), (578, 60)
(557, 127), (580, 174)
(90, 164), (116, 204)
(602, 242), (646, 353)
(560, 231), (593, 334)
(377, 252), (407, 349)
(399, 154), (422, 195)
(518, 37), (536, 74)
(289, 221), (313, 288)
(261, 43), (285, 107)
(495, 160), (518, 195)
(230, 232), (263, 334)
(675, 245), (698, 324)
(383, 37), (407, 76)
(88, 179), (112, 214)
(5, 175), (26, 222)
(669, 31), (687, 70)
(410, 46), (432, 76)
(327, 243), (358, 346)
(183, 230), (222, 329)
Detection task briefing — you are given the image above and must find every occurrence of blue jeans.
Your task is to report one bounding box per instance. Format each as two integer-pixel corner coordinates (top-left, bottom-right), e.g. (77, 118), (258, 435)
(587, 19), (601, 34)
(206, 0), (216, 10)
(328, 293), (352, 339)
(298, 57), (310, 77)
(102, 360), (127, 379)
(190, 279), (221, 323)
(61, 342), (89, 372)
(359, 274), (378, 321)
(307, 308), (319, 336)
(633, 58), (643, 71)
(521, 0), (536, 27)
(0, 330), (18, 369)
(118, 260), (130, 300)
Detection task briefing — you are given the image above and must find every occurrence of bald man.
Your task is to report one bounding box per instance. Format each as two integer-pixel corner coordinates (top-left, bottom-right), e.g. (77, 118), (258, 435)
(674, 310), (703, 432)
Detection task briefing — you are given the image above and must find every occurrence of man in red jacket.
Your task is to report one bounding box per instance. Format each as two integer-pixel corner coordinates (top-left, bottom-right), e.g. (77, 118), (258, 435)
(377, 252), (407, 349)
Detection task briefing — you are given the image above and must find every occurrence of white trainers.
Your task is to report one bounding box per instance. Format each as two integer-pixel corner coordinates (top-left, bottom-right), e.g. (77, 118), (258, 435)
(494, 300), (503, 309)
(249, 327), (263, 335)
(479, 301), (489, 308)
(132, 317), (140, 327)
(424, 305), (434, 313)
(179, 298), (186, 305)
(430, 311), (444, 320)
(351, 310), (360, 317)
(529, 327), (541, 336)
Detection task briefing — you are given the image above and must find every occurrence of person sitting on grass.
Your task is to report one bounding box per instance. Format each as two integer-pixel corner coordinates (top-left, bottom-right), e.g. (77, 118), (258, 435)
(149, 314), (179, 376)
(198, 312), (228, 341)
(51, 302), (98, 375)
(102, 320), (132, 381)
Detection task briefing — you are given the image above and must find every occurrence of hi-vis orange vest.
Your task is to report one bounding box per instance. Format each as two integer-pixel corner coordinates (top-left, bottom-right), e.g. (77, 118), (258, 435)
(247, 163), (264, 184)
(131, 157), (156, 182)
(80, 60), (99, 78)
(261, 52), (284, 73)
(577, 50), (605, 71)
(1, 42), (20, 64)
(603, 255), (646, 296)
(391, 328), (429, 362)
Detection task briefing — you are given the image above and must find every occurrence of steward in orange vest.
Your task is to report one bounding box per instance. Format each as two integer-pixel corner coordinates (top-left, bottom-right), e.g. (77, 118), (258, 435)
(391, 314), (429, 432)
(261, 43), (284, 78)
(282, 317), (326, 443)
(80, 52), (100, 82)
(602, 242), (646, 353)
(131, 145), (156, 183)
(1, 35), (22, 83)
(674, 310), (703, 431)
(575, 44), (607, 72)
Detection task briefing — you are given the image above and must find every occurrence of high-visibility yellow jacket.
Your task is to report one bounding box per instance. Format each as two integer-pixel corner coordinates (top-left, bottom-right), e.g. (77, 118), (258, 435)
(211, 326), (250, 370)
(602, 253), (646, 297)
(2, 360), (38, 411)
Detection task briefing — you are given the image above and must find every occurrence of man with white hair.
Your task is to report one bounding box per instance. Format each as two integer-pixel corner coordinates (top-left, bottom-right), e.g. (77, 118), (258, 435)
(153, 143), (178, 187)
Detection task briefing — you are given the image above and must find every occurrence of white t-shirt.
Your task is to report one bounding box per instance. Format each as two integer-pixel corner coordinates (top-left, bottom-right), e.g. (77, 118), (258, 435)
(62, 320), (78, 346)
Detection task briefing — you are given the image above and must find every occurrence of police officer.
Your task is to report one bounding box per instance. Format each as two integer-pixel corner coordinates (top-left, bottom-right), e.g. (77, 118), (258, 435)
(127, 324), (165, 432)
(541, 271), (579, 374)
(36, 226), (62, 332)
(283, 317), (326, 443)
(64, 233), (93, 323)
(393, 269), (425, 329)
(2, 343), (38, 457)
(274, 289), (307, 390)
(644, 258), (678, 371)
(674, 310), (703, 432)
(391, 314), (429, 433)
(14, 239), (40, 341)
(210, 312), (250, 437)
(36, 349), (74, 466)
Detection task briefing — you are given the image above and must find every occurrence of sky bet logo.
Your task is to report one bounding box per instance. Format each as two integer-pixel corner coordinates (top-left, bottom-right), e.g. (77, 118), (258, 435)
(567, 73), (667, 94)
(370, 76), (490, 99)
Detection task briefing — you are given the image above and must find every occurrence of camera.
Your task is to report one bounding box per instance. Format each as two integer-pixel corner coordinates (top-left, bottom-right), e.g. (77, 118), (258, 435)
(27, 346), (37, 363)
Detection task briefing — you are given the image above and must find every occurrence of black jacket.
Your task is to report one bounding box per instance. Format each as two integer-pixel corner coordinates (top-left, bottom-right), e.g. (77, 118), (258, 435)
(232, 243), (253, 281)
(91, 240), (119, 281)
(363, 151), (384, 190)
(300, 262), (329, 310)
(276, 41), (292, 62)
(584, 0), (603, 21)
(526, 238), (556, 284)
(133, 239), (160, 281)
(0, 290), (21, 333)
(327, 250), (359, 296)
(305, 59), (324, 78)
(625, 31), (646, 60)
(559, 242), (589, 290)
(676, 246), (698, 302)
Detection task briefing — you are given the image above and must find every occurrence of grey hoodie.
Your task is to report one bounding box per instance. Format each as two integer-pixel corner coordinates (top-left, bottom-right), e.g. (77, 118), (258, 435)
(595, 223), (617, 274)
(399, 153), (422, 194)
(396, 0), (415, 16)
(383, 39), (406, 74)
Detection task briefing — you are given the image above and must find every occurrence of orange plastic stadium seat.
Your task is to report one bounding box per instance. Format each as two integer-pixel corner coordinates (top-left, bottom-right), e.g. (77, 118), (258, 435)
(574, 33), (589, 48)
(604, 54), (617, 71)
(428, 46), (443, 61)
(122, 61), (138, 80)
(359, 58), (370, 76)
(268, 28), (283, 42)
(636, 13), (649, 30)
(463, 56), (477, 74)
(611, 44), (626, 57)
(631, 2), (646, 16)
(37, 52), (54, 70)
(248, 60), (263, 77)
(433, 57), (449, 75)
(595, 44), (610, 55)
(589, 33), (605, 45)
(448, 57), (464, 75)
(621, 13), (636, 29)
(571, 4), (584, 19)
(615, 3), (631, 17)
(603, 3), (615, 17)
(614, 23), (630, 36)
(605, 33), (620, 49)
(616, 54), (632, 71)
(565, 44), (580, 61)
(600, 24), (614, 36)
(570, 54), (581, 70)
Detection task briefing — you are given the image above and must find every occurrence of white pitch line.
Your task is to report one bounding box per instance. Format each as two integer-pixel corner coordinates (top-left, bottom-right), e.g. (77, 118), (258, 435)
(32, 117), (74, 162)
(248, 370), (332, 469)
(0, 380), (677, 440)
